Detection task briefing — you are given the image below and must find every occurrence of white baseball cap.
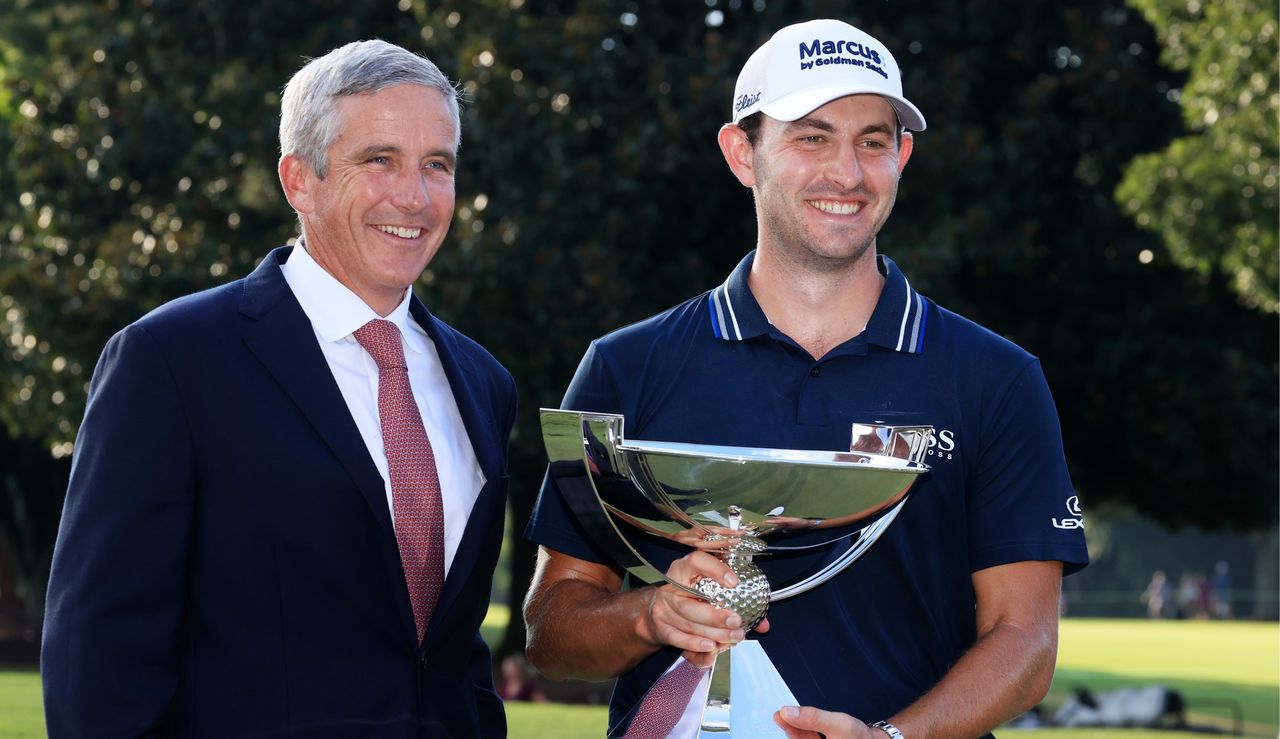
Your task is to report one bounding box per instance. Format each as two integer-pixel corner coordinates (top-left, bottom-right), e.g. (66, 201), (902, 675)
(731, 19), (926, 131)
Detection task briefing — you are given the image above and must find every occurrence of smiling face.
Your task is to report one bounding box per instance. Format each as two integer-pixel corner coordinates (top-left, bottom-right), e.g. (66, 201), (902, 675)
(720, 94), (913, 273)
(279, 84), (458, 315)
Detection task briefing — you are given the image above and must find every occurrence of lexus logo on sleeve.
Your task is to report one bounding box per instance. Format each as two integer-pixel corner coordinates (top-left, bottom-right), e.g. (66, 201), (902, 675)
(1052, 495), (1084, 530)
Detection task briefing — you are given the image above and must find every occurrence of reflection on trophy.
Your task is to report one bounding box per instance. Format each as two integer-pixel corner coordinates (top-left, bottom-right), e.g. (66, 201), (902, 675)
(540, 409), (934, 737)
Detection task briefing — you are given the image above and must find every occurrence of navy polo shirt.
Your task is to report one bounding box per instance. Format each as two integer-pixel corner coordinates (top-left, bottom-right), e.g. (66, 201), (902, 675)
(526, 251), (1088, 731)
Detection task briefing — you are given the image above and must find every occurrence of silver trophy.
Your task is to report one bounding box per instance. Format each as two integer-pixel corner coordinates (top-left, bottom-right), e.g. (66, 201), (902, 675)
(540, 409), (933, 737)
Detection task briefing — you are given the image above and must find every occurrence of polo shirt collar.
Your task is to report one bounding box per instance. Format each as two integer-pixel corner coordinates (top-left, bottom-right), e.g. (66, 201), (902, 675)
(706, 251), (769, 342)
(705, 250), (928, 354)
(865, 253), (929, 354)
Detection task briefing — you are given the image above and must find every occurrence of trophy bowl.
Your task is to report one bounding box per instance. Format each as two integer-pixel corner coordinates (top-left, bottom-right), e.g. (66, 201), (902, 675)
(540, 409), (933, 737)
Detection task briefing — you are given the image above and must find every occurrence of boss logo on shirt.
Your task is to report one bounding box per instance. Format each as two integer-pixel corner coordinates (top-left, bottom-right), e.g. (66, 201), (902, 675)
(1052, 495), (1085, 530)
(923, 428), (956, 460)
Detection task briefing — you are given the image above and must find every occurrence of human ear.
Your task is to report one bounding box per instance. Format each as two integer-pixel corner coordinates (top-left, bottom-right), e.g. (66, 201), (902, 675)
(717, 123), (757, 188)
(896, 131), (914, 175)
(278, 153), (316, 214)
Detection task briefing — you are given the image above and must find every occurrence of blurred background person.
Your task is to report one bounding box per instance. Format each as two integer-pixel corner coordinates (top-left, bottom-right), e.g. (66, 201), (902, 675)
(1140, 570), (1172, 619)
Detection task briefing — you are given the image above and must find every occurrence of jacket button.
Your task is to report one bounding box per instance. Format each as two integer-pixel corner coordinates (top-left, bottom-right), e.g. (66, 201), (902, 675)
(419, 654), (427, 670)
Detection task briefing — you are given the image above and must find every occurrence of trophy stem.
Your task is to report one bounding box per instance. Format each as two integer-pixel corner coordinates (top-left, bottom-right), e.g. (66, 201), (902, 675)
(698, 641), (796, 738)
(700, 648), (731, 734)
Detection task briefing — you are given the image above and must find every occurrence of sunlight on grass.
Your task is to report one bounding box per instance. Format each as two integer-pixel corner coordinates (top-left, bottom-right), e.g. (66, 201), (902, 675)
(1059, 619), (1279, 686)
(481, 602), (511, 648)
(506, 701), (607, 738)
(0, 670), (43, 738)
(484, 602), (511, 630)
(1049, 619), (1279, 735)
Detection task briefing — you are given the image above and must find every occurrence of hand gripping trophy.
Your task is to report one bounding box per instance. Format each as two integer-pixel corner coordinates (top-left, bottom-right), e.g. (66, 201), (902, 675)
(541, 409), (932, 736)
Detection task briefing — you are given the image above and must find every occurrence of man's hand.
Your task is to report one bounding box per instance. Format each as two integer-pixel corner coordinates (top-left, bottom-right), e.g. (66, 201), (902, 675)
(773, 706), (878, 739)
(644, 551), (771, 661)
(525, 546), (768, 680)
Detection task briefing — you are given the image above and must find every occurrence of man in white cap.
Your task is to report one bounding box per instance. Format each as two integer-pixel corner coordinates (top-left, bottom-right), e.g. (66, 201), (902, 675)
(523, 19), (1087, 738)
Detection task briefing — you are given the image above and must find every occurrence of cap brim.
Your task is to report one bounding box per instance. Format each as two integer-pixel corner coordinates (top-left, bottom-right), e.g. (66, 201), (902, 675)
(759, 86), (926, 131)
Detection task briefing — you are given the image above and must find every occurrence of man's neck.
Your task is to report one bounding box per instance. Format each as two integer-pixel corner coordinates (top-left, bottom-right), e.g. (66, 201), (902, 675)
(747, 244), (885, 360)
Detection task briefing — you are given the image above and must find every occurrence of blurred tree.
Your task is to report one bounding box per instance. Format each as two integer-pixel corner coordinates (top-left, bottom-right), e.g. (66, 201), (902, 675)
(0, 0), (426, 451)
(0, 428), (68, 634)
(0, 0), (1276, 660)
(1117, 0), (1278, 313)
(0, 0), (428, 641)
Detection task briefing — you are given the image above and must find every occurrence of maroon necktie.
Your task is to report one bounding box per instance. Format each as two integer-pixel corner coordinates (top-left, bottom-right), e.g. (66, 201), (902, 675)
(625, 659), (707, 738)
(353, 319), (444, 644)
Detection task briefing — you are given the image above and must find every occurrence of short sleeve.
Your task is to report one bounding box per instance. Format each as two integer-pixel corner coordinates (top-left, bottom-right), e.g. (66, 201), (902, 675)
(967, 360), (1089, 575)
(523, 342), (621, 564)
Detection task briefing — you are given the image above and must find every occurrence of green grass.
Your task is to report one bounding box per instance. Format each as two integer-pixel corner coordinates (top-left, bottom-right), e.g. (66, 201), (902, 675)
(4, 618), (1277, 737)
(0, 669), (42, 739)
(1046, 619), (1280, 735)
(482, 601), (510, 648)
(506, 701), (607, 738)
(1058, 619), (1278, 686)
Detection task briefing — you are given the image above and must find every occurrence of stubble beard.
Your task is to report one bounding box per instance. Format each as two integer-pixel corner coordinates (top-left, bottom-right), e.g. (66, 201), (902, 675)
(756, 188), (885, 275)
(751, 151), (897, 275)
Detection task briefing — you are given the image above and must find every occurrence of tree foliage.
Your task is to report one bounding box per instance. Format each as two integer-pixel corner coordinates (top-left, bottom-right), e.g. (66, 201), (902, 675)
(1117, 0), (1279, 313)
(0, 0), (1276, 650)
(0, 427), (67, 628)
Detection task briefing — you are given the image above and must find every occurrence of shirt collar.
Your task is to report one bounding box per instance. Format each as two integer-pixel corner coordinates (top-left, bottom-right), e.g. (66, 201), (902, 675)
(705, 250), (928, 354)
(865, 254), (929, 354)
(282, 241), (429, 353)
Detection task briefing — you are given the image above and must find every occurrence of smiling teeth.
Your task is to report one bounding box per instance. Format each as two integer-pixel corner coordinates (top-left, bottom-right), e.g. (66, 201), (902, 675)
(376, 225), (422, 238)
(809, 200), (863, 215)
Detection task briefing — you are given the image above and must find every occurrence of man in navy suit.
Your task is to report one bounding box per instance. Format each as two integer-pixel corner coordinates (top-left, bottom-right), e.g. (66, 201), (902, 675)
(41, 40), (516, 737)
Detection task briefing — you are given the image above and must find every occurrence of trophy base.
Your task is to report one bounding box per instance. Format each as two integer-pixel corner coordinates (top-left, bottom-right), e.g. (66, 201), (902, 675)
(698, 640), (796, 738)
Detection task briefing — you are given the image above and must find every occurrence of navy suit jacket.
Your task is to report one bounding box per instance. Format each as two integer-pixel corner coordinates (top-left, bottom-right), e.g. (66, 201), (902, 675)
(42, 247), (516, 738)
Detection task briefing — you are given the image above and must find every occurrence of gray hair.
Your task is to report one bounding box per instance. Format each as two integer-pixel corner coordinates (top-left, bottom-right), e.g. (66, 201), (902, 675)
(279, 39), (460, 179)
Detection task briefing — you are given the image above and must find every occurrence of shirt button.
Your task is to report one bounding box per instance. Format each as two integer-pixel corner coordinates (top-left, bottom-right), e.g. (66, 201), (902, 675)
(810, 366), (821, 378)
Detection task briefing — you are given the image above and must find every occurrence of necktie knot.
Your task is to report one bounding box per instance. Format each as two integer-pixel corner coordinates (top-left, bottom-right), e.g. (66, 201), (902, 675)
(353, 319), (407, 371)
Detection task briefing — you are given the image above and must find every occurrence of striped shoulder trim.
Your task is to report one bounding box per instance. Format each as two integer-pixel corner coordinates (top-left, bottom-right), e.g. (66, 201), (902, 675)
(893, 285), (928, 354)
(707, 284), (744, 341)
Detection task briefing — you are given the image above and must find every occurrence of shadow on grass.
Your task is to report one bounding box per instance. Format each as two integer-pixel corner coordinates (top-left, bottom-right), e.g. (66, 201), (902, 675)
(1049, 667), (1278, 735)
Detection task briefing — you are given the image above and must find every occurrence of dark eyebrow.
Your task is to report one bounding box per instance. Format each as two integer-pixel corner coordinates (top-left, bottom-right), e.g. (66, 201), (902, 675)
(857, 122), (896, 137)
(786, 117), (837, 134)
(785, 118), (895, 138)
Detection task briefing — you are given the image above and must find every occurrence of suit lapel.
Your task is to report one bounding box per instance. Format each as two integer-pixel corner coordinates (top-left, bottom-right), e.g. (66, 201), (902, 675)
(409, 299), (503, 482)
(428, 476), (505, 651)
(410, 300), (507, 648)
(238, 248), (397, 542)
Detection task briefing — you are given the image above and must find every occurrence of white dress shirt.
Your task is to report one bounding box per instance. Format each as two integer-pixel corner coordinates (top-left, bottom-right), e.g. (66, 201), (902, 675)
(281, 243), (485, 573)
